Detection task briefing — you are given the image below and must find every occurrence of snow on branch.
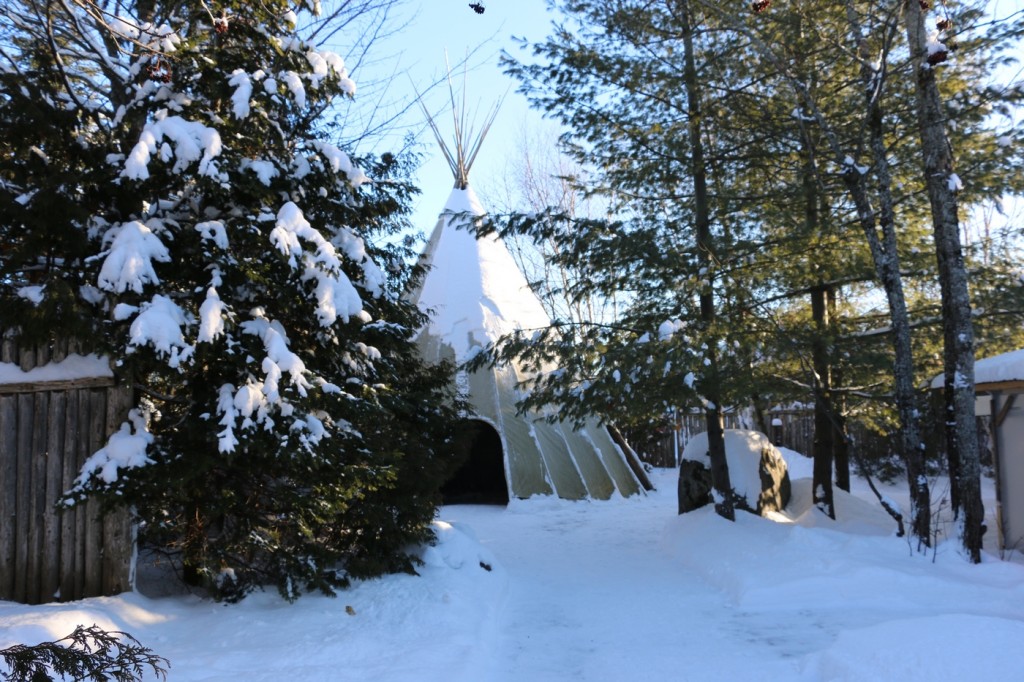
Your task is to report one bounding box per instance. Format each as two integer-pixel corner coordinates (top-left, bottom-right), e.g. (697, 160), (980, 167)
(271, 202), (365, 325)
(127, 294), (193, 368)
(306, 140), (369, 186)
(228, 69), (255, 119)
(216, 383), (242, 453)
(240, 314), (312, 405)
(123, 113), (222, 180)
(73, 408), (154, 489)
(197, 287), (227, 343)
(97, 220), (170, 294)
(333, 227), (385, 298)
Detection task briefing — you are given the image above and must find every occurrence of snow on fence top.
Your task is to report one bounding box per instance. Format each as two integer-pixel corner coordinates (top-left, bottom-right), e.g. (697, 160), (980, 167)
(0, 353), (114, 393)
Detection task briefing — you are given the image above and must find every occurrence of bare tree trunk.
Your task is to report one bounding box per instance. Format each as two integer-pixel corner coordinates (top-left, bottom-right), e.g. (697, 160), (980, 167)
(830, 290), (851, 492)
(903, 0), (983, 561)
(847, 164), (930, 544)
(811, 285), (836, 518)
(839, 0), (931, 545)
(680, 0), (735, 520)
(804, 137), (835, 518)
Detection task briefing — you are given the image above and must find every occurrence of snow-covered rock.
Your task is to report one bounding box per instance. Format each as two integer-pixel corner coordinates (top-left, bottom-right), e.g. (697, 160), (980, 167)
(678, 429), (790, 515)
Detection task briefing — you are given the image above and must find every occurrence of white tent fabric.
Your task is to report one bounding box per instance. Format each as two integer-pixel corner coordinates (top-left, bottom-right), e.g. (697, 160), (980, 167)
(411, 186), (643, 500)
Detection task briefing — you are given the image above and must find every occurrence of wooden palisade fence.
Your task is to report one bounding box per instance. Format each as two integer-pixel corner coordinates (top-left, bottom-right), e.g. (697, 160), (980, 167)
(631, 410), (888, 469)
(0, 334), (134, 604)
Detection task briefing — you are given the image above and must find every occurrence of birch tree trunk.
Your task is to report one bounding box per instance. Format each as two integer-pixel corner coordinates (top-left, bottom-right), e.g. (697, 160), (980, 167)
(903, 0), (983, 561)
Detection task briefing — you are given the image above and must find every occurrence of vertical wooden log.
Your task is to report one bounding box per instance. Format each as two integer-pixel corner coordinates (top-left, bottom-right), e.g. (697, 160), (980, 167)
(51, 337), (69, 364)
(15, 337), (37, 611)
(35, 339), (51, 368)
(15, 392), (33, 602)
(82, 389), (107, 597)
(0, 395), (17, 600)
(18, 344), (34, 373)
(60, 389), (82, 602)
(71, 388), (92, 601)
(42, 392), (66, 602)
(0, 334), (17, 363)
(102, 383), (134, 595)
(26, 390), (49, 603)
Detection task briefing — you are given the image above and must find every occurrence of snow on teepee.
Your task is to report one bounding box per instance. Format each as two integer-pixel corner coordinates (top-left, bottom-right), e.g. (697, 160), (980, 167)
(410, 80), (644, 502)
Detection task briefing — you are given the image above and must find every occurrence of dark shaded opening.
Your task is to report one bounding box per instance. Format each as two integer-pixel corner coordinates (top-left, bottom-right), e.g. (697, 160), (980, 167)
(441, 419), (509, 505)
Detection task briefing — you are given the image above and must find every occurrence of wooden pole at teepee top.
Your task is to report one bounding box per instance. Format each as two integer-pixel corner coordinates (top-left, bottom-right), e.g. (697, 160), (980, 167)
(415, 53), (503, 190)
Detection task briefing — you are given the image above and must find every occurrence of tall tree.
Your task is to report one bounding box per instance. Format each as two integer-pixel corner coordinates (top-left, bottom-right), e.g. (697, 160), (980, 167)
(496, 0), (757, 517)
(678, 0), (737, 518)
(902, 0), (982, 560)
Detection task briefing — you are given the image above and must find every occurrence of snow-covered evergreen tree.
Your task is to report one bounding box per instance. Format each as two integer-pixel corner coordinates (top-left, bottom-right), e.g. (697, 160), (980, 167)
(0, 0), (462, 600)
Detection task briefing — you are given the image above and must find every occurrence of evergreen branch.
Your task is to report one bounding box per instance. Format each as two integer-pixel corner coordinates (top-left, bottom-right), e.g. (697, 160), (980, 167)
(0, 624), (169, 682)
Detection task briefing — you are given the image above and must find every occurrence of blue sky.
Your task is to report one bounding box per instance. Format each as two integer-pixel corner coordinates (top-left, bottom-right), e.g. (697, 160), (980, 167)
(344, 0), (556, 237)
(340, 0), (1023, 242)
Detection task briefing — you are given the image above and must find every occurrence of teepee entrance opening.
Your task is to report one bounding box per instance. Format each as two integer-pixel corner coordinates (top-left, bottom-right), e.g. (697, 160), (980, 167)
(441, 419), (509, 505)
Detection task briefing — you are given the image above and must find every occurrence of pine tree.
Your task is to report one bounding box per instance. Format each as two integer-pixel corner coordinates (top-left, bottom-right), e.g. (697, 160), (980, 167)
(497, 0), (769, 517)
(498, 0), (1022, 545)
(0, 0), (462, 600)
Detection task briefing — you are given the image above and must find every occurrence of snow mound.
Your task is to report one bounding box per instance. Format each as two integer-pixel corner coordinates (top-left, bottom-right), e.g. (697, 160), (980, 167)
(770, 478), (898, 534)
(418, 520), (500, 573)
(814, 614), (1024, 680)
(777, 446), (813, 479)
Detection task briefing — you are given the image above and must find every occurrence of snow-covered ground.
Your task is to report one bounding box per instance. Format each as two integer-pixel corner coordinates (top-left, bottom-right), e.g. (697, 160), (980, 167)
(3, 451), (1024, 681)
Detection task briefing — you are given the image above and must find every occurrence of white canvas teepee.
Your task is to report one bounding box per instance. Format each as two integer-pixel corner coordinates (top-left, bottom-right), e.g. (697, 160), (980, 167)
(411, 96), (644, 502)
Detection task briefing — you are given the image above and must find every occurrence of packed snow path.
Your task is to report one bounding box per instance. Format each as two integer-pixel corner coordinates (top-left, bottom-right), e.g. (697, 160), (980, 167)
(442, 483), (816, 681)
(440, 465), (1024, 682)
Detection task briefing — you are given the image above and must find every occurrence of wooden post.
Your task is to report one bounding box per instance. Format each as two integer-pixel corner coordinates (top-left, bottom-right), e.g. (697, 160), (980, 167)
(102, 383), (134, 595)
(82, 389), (107, 598)
(0, 394), (16, 599)
(59, 388), (83, 602)
(27, 390), (49, 603)
(15, 391), (33, 602)
(42, 392), (66, 602)
(72, 388), (91, 600)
